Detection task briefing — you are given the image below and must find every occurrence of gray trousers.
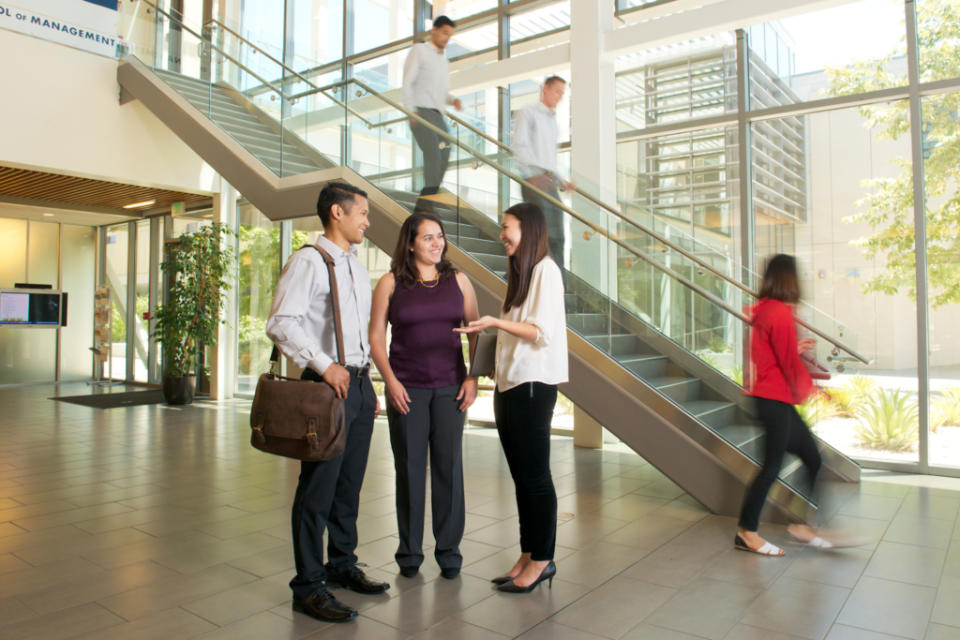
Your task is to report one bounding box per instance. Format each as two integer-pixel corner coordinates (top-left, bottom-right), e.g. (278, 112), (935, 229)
(387, 384), (466, 570)
(411, 108), (451, 193)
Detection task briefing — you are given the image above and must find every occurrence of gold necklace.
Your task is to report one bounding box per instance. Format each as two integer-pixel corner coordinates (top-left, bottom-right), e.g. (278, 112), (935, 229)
(417, 275), (440, 288)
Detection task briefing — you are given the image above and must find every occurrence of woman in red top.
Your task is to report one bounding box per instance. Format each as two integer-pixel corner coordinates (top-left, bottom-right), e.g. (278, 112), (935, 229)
(736, 254), (824, 556)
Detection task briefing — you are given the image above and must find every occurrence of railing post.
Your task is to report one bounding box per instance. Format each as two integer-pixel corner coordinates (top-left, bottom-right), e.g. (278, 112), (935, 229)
(736, 29), (754, 387)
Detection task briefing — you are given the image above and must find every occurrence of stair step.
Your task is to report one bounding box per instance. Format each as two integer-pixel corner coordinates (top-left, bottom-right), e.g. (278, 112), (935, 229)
(619, 354), (669, 379)
(471, 252), (508, 272)
(778, 456), (813, 499)
(715, 423), (762, 449)
(237, 144), (316, 167)
(681, 400), (736, 430)
(217, 131), (313, 160)
(566, 313), (611, 334)
(585, 333), (646, 357)
(456, 235), (505, 255)
(649, 376), (701, 404)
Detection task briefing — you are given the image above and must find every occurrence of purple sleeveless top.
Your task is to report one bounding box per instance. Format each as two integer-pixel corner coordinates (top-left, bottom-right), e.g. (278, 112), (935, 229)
(388, 274), (467, 388)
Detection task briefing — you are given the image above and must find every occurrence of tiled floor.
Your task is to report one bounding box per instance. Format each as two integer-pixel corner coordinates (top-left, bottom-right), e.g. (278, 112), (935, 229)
(2, 383), (960, 639)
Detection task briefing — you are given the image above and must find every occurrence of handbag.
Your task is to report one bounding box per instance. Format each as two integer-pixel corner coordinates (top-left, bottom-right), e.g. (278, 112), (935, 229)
(800, 351), (831, 381)
(250, 245), (347, 461)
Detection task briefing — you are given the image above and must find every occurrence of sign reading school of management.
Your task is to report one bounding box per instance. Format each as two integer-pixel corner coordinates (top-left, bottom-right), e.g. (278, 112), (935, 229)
(0, 0), (119, 58)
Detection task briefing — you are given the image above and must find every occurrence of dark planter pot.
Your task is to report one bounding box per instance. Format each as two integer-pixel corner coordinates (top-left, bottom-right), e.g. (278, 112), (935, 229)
(162, 374), (196, 405)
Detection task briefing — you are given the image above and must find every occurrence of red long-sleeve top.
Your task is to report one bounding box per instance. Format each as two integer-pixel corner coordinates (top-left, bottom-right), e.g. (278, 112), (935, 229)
(746, 298), (813, 405)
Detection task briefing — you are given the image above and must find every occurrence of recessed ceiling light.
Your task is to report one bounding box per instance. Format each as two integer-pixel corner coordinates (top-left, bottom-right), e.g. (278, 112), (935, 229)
(123, 199), (156, 209)
(43, 213), (55, 217)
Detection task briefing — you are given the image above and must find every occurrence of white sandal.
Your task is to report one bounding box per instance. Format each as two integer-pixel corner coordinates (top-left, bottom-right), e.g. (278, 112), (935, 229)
(734, 535), (785, 557)
(802, 535), (834, 549)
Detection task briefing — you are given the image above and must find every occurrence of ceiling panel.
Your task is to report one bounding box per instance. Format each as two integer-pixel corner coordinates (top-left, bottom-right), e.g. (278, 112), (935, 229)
(0, 166), (212, 219)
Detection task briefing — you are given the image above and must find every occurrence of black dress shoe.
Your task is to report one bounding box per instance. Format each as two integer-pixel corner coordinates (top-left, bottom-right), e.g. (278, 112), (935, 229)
(440, 567), (460, 580)
(496, 561), (556, 593)
(490, 575), (513, 585)
(292, 589), (357, 622)
(326, 566), (391, 594)
(399, 566), (419, 578)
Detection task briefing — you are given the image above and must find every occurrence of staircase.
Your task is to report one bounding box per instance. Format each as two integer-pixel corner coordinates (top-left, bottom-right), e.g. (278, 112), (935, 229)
(118, 54), (860, 523)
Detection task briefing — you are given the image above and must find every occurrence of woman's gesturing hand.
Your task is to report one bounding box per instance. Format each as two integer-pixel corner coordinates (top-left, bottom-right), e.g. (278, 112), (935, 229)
(386, 378), (412, 415)
(453, 316), (499, 334)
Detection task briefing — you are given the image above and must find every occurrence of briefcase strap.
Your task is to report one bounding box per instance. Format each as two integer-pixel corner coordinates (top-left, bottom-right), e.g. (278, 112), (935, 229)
(269, 244), (346, 371)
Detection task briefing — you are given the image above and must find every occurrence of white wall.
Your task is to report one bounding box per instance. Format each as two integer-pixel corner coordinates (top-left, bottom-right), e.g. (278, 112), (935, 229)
(0, 29), (218, 195)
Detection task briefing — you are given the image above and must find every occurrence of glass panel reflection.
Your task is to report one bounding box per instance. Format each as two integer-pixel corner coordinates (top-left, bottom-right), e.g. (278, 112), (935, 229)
(752, 102), (917, 465)
(104, 224), (129, 381)
(749, 1), (906, 107)
(922, 91), (960, 468)
(236, 203), (282, 395)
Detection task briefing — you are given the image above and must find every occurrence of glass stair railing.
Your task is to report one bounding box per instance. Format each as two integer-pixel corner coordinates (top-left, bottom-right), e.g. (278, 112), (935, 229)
(123, 2), (865, 510)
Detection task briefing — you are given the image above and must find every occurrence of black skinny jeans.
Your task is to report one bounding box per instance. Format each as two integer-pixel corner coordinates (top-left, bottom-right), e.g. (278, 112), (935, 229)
(494, 382), (558, 561)
(739, 396), (822, 531)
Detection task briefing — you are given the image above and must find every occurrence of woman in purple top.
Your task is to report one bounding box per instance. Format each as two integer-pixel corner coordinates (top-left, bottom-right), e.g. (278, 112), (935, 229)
(369, 212), (479, 579)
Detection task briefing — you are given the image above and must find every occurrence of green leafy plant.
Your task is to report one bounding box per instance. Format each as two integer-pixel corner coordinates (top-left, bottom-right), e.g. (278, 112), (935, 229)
(795, 389), (838, 426)
(825, 375), (877, 417)
(932, 387), (960, 432)
(854, 388), (919, 451)
(111, 304), (126, 343)
(823, 385), (855, 417)
(730, 365), (743, 387)
(830, 375), (879, 418)
(705, 333), (730, 354)
(154, 223), (234, 377)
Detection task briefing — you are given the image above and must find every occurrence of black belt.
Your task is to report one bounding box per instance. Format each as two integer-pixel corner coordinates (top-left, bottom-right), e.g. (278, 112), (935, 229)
(344, 364), (370, 379)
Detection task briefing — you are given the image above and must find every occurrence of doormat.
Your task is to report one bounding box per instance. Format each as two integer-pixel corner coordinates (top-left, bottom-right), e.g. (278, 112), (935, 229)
(52, 390), (165, 408)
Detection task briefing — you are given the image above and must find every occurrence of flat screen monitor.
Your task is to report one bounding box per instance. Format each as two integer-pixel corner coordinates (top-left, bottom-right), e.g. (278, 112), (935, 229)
(0, 290), (65, 326)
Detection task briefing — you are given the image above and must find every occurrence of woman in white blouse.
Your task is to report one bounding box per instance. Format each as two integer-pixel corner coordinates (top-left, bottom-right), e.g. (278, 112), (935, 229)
(455, 202), (568, 593)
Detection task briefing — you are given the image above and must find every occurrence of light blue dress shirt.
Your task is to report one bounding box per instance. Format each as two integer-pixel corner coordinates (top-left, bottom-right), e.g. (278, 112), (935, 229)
(266, 235), (371, 374)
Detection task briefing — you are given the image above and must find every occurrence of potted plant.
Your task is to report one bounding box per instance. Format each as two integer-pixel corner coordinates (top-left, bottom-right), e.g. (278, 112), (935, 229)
(154, 222), (233, 404)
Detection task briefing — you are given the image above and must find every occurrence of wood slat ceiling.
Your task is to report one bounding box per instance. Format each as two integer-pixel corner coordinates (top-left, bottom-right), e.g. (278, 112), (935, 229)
(0, 166), (211, 214)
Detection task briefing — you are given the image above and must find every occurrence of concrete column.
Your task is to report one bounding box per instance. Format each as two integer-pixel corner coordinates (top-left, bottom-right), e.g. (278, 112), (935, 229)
(569, 0), (617, 448)
(569, 0), (617, 295)
(210, 178), (237, 400)
(573, 406), (603, 449)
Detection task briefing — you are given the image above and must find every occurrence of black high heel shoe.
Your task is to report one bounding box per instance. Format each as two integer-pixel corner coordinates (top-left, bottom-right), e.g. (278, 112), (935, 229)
(490, 575), (513, 585)
(495, 561), (556, 593)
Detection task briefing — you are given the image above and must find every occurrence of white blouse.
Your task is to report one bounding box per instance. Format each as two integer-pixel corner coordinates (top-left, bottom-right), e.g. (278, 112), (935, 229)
(494, 257), (569, 392)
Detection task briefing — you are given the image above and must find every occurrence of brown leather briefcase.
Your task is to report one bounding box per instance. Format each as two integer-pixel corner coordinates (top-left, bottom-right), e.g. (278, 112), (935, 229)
(250, 246), (347, 461)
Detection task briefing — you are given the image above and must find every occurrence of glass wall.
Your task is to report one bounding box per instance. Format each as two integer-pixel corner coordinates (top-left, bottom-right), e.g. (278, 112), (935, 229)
(0, 218), (95, 384)
(104, 224), (129, 380)
(748, 1), (906, 107)
(612, 0), (960, 473)
(0, 219), (55, 384)
(27, 222), (60, 287)
(119, 0), (960, 473)
(923, 89), (960, 468)
(236, 204), (282, 394)
(133, 220), (152, 382)
(753, 105), (919, 465)
(61, 225), (97, 381)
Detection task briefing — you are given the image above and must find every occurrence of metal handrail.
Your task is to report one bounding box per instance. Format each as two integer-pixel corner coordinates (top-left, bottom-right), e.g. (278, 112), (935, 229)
(337, 78), (869, 364)
(443, 110), (868, 364)
(204, 19), (314, 88)
(148, 5), (867, 364)
(148, 4), (292, 104)
(202, 18), (387, 130)
(339, 77), (751, 325)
